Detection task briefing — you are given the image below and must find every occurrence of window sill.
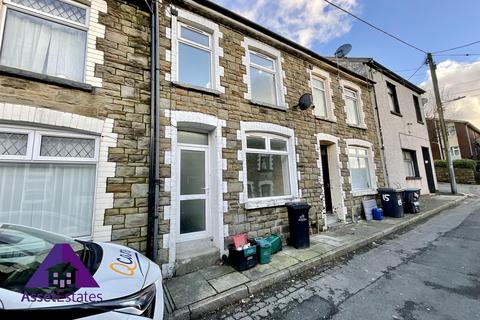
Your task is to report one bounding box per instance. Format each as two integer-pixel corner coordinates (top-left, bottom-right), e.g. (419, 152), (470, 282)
(352, 189), (378, 197)
(315, 115), (337, 123)
(417, 121), (425, 125)
(347, 123), (368, 130)
(390, 111), (403, 117)
(249, 99), (288, 111)
(171, 81), (222, 96)
(406, 176), (422, 180)
(245, 196), (295, 210)
(0, 65), (92, 92)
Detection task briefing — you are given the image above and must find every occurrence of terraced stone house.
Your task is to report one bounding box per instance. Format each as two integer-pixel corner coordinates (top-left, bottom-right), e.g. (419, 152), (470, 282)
(0, 0), (152, 251)
(157, 0), (386, 277)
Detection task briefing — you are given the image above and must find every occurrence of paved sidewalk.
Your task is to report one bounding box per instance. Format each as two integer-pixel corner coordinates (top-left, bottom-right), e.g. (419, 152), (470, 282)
(164, 194), (467, 320)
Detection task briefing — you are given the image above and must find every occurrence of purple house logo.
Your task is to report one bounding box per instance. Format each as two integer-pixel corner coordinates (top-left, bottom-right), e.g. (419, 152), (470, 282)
(26, 244), (99, 293)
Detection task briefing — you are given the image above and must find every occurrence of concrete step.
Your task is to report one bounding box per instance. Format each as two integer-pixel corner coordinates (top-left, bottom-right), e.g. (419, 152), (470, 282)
(175, 239), (220, 277)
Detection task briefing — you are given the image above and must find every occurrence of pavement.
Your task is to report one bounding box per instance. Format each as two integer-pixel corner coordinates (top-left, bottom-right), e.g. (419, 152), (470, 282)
(164, 193), (467, 320)
(437, 182), (480, 196)
(202, 193), (480, 320)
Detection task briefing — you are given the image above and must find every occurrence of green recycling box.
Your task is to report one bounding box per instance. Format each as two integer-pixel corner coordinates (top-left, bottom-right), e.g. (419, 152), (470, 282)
(255, 238), (271, 264)
(265, 234), (282, 254)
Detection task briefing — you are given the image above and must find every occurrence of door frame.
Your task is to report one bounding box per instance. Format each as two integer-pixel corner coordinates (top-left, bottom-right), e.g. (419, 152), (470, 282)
(422, 146), (436, 193)
(176, 142), (211, 242)
(320, 145), (333, 213)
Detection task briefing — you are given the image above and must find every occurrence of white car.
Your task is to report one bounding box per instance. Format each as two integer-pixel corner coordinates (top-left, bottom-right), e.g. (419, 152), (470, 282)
(0, 224), (164, 319)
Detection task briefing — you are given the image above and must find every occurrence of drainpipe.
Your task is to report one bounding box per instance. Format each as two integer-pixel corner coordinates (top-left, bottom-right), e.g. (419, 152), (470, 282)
(367, 63), (389, 187)
(147, 0), (160, 262)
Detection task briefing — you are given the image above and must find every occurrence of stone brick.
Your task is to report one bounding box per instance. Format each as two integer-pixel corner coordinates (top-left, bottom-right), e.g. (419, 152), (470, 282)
(132, 183), (149, 198)
(125, 213), (148, 228)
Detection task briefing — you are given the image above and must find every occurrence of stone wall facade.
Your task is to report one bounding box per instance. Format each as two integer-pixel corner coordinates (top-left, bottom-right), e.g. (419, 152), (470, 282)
(435, 166), (476, 185)
(0, 0), (151, 250)
(158, 0), (386, 276)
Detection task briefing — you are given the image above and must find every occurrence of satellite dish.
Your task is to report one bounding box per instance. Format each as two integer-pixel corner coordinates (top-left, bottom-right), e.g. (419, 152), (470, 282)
(334, 44), (352, 58)
(296, 93), (314, 111)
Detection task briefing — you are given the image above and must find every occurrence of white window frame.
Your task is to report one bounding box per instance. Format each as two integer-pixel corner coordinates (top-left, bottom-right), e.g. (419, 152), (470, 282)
(0, 126), (34, 160)
(240, 122), (299, 209)
(403, 150), (417, 177)
(450, 146), (461, 159)
(169, 7), (224, 93)
(341, 79), (367, 129)
(176, 21), (213, 89)
(0, 125), (99, 164)
(345, 139), (377, 196)
(0, 0), (90, 82)
(242, 37), (286, 109)
(309, 67), (336, 121)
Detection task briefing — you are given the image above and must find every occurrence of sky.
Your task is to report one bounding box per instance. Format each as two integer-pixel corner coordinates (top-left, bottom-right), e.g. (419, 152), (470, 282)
(212, 0), (480, 127)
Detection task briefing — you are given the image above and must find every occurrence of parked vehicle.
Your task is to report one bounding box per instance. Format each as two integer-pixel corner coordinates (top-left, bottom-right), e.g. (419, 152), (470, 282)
(0, 224), (163, 319)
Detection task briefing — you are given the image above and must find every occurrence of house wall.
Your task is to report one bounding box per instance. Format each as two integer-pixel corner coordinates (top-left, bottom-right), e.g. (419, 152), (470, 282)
(158, 0), (385, 276)
(370, 69), (436, 194)
(0, 0), (151, 250)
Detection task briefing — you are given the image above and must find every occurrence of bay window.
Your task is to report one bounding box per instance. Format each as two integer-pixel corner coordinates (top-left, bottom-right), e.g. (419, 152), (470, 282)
(348, 146), (372, 191)
(0, 0), (89, 82)
(177, 22), (213, 88)
(0, 126), (98, 238)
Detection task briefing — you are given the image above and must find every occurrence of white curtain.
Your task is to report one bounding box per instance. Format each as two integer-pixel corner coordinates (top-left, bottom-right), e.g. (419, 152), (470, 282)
(0, 9), (86, 82)
(0, 163), (96, 237)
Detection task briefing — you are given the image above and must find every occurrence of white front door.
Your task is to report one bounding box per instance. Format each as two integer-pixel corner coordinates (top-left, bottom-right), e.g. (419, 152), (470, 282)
(177, 131), (211, 242)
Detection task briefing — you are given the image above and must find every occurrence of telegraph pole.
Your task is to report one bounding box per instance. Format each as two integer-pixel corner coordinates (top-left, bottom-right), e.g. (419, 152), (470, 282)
(427, 53), (457, 194)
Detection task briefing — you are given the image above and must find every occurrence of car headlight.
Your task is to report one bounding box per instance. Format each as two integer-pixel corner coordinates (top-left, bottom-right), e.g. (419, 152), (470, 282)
(91, 284), (156, 317)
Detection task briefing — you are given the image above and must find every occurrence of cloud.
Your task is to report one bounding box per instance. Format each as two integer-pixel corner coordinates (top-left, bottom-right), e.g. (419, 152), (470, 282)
(420, 58), (480, 128)
(212, 0), (359, 47)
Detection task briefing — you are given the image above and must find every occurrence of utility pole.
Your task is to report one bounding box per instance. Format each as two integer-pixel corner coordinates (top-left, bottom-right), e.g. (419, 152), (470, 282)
(427, 53), (457, 194)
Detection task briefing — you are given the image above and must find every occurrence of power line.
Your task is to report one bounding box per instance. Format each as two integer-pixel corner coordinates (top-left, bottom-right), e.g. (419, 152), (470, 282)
(433, 53), (480, 57)
(321, 0), (427, 54)
(433, 40), (480, 54)
(407, 61), (427, 81)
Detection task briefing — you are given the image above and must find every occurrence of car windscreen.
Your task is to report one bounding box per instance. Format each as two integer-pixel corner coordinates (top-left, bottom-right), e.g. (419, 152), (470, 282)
(0, 224), (84, 293)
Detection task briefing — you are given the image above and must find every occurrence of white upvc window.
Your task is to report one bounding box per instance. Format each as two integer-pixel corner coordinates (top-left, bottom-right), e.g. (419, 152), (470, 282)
(450, 146), (461, 159)
(170, 8), (224, 93)
(0, 0), (90, 82)
(242, 38), (286, 108)
(346, 139), (377, 196)
(310, 68), (336, 121)
(0, 125), (99, 238)
(177, 22), (213, 88)
(341, 80), (366, 128)
(240, 122), (298, 209)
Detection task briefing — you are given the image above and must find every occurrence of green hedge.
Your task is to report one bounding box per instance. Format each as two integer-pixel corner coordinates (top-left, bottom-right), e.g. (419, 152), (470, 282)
(434, 159), (476, 169)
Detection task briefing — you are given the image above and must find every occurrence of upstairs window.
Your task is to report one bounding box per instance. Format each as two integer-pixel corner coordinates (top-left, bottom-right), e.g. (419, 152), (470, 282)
(249, 51), (278, 105)
(413, 95), (423, 123)
(450, 146), (461, 159)
(447, 124), (456, 136)
(345, 88), (360, 125)
(387, 82), (401, 114)
(177, 23), (212, 88)
(0, 0), (89, 82)
(312, 77), (328, 118)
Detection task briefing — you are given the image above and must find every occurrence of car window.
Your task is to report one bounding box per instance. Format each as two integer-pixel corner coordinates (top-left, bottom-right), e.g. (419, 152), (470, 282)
(0, 224), (84, 293)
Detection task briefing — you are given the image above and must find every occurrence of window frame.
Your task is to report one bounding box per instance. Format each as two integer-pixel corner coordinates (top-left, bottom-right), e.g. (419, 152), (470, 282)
(0, 125), (100, 164)
(386, 82), (401, 114)
(240, 122), (299, 209)
(176, 21), (214, 89)
(344, 87), (360, 125)
(450, 146), (461, 158)
(346, 139), (377, 196)
(242, 38), (286, 109)
(247, 49), (281, 106)
(348, 146), (372, 192)
(311, 75), (330, 119)
(402, 149), (420, 178)
(413, 95), (423, 123)
(0, 0), (90, 82)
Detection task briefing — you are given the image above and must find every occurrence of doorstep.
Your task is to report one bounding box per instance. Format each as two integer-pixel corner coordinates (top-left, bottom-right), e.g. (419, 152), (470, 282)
(164, 193), (467, 320)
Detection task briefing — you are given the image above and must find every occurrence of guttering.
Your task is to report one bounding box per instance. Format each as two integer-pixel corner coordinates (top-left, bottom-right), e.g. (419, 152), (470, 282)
(175, 0), (373, 85)
(147, 0), (160, 261)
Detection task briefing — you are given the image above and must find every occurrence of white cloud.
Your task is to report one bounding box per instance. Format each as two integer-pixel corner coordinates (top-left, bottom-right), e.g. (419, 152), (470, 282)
(212, 0), (359, 47)
(420, 58), (480, 128)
